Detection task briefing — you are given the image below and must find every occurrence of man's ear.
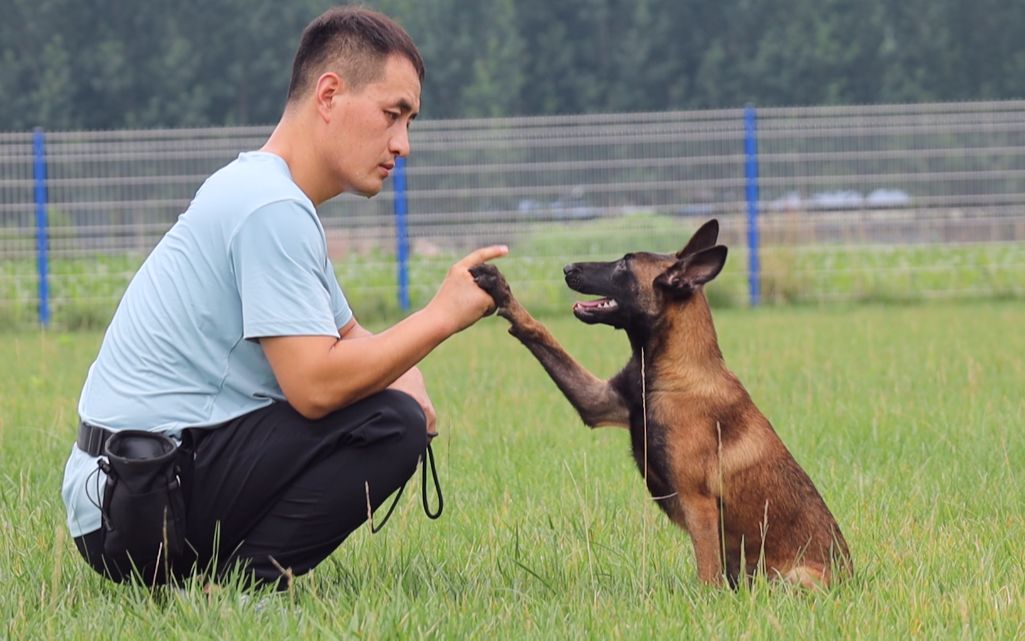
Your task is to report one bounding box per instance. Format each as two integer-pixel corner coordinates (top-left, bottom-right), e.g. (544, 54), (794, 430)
(655, 245), (728, 297)
(315, 72), (345, 121)
(676, 219), (719, 259)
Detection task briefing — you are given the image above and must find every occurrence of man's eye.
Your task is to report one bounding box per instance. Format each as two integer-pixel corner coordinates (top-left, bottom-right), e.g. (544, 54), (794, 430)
(385, 111), (400, 122)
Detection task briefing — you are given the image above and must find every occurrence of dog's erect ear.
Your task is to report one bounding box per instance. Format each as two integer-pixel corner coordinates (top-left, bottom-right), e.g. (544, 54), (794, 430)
(676, 219), (719, 259)
(655, 245), (728, 297)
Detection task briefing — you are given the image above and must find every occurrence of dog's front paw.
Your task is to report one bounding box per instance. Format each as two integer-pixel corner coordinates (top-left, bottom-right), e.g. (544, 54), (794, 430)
(469, 263), (513, 309)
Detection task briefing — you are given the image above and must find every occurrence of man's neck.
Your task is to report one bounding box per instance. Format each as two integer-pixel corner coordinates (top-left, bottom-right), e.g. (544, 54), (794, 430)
(261, 110), (334, 206)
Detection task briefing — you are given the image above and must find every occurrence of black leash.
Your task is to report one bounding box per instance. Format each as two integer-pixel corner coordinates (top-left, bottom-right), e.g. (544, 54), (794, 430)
(420, 441), (443, 518)
(371, 441), (443, 533)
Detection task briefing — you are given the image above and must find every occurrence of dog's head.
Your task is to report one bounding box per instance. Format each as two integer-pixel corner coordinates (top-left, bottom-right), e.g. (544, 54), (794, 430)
(563, 219), (727, 330)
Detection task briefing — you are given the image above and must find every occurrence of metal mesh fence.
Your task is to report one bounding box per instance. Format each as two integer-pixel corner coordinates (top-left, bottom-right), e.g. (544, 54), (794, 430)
(2, 100), (1024, 329)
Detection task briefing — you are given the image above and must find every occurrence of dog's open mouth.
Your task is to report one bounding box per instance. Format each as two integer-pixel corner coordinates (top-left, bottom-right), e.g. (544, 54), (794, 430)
(572, 297), (619, 322)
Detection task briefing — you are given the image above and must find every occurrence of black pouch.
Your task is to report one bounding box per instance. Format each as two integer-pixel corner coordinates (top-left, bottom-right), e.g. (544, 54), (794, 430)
(98, 430), (186, 584)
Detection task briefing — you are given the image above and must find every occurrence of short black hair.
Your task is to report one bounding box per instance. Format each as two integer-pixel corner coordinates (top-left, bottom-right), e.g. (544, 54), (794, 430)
(286, 6), (425, 101)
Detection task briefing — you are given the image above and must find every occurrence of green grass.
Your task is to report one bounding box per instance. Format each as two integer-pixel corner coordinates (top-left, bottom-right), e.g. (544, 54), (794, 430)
(2, 300), (1024, 639)
(3, 214), (1025, 329)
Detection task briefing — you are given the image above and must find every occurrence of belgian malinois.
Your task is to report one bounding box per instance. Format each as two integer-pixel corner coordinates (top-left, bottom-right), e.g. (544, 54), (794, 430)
(470, 219), (851, 588)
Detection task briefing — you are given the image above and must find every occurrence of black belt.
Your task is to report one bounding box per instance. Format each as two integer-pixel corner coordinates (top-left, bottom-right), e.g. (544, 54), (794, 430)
(77, 421), (115, 457)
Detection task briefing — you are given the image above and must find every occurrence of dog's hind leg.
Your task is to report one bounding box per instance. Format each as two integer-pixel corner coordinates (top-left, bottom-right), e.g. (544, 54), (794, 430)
(678, 495), (726, 586)
(779, 564), (829, 589)
(471, 264), (629, 428)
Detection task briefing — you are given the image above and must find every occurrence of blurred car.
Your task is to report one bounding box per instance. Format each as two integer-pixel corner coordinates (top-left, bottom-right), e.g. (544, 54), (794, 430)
(809, 190), (865, 210)
(517, 192), (599, 221)
(865, 189), (912, 208)
(766, 189), (911, 212)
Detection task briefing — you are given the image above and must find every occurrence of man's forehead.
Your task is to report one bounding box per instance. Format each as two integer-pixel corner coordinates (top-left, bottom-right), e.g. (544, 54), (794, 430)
(379, 55), (421, 111)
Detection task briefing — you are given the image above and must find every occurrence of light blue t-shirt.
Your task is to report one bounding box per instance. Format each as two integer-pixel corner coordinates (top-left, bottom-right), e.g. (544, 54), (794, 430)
(61, 151), (352, 537)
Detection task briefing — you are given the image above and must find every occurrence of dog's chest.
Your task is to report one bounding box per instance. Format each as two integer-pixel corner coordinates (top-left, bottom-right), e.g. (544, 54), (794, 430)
(612, 361), (679, 506)
(626, 405), (677, 509)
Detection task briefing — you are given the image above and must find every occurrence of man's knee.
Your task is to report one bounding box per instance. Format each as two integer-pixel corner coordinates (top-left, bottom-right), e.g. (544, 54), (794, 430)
(376, 389), (427, 467)
(379, 389), (426, 430)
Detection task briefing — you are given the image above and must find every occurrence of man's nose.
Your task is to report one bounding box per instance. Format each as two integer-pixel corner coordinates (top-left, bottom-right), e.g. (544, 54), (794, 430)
(390, 128), (411, 158)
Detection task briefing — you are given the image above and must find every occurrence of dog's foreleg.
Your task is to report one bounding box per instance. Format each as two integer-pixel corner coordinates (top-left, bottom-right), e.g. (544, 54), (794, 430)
(471, 264), (629, 428)
(513, 315), (629, 428)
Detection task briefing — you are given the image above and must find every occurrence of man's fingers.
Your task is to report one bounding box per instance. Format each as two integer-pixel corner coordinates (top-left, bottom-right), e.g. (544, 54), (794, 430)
(456, 245), (509, 269)
(425, 405), (438, 440)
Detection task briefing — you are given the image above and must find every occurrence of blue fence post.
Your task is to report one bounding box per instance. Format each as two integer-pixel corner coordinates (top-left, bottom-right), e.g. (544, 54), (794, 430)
(32, 127), (50, 328)
(743, 105), (761, 307)
(393, 156), (410, 312)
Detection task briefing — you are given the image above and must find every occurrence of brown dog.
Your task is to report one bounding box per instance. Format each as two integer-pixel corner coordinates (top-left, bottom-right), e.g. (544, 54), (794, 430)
(470, 219), (851, 588)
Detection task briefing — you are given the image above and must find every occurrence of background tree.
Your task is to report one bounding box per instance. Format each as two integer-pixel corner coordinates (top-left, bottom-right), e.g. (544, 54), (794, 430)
(1, 0), (1023, 132)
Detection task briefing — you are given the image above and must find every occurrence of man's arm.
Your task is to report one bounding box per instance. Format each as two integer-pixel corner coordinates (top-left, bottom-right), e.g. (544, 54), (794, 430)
(339, 318), (372, 340)
(261, 246), (505, 420)
(336, 318), (438, 435)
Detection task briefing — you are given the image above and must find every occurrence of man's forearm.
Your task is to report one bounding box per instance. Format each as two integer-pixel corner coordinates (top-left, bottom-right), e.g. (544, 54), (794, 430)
(264, 244), (507, 420)
(273, 308), (449, 418)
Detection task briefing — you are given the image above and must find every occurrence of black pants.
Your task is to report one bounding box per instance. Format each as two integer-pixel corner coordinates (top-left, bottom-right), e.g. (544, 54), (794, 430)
(74, 389), (427, 588)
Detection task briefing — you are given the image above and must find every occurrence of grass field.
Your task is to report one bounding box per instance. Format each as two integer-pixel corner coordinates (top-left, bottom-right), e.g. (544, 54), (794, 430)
(2, 300), (1024, 639)
(4, 213), (1025, 330)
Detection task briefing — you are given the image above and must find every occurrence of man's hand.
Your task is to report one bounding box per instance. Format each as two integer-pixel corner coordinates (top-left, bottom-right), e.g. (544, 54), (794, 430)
(388, 366), (437, 439)
(425, 245), (509, 335)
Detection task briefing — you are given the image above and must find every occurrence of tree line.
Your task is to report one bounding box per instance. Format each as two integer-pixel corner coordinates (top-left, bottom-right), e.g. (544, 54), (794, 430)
(2, 0), (1023, 132)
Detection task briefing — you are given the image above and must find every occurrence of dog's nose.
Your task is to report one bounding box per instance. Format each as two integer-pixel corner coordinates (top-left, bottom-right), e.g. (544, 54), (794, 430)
(563, 264), (577, 276)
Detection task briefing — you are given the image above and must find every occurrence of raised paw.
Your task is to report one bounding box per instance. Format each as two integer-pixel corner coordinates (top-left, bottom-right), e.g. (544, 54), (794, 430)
(469, 263), (513, 309)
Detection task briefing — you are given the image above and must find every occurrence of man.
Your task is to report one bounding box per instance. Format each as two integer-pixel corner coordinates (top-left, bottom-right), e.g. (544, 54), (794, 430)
(61, 6), (505, 588)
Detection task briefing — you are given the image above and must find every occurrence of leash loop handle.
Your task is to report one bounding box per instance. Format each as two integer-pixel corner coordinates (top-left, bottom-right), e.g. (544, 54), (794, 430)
(421, 442), (444, 519)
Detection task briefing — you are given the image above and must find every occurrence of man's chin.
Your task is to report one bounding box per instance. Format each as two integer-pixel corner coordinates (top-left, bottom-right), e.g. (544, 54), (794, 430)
(351, 184), (383, 199)
(352, 178), (385, 198)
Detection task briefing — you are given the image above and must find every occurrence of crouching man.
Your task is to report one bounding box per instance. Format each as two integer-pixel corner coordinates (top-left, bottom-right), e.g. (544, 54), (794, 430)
(61, 6), (505, 589)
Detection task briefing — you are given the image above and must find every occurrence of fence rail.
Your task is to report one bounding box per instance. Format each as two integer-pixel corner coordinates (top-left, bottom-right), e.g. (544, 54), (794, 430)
(2, 100), (1025, 329)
